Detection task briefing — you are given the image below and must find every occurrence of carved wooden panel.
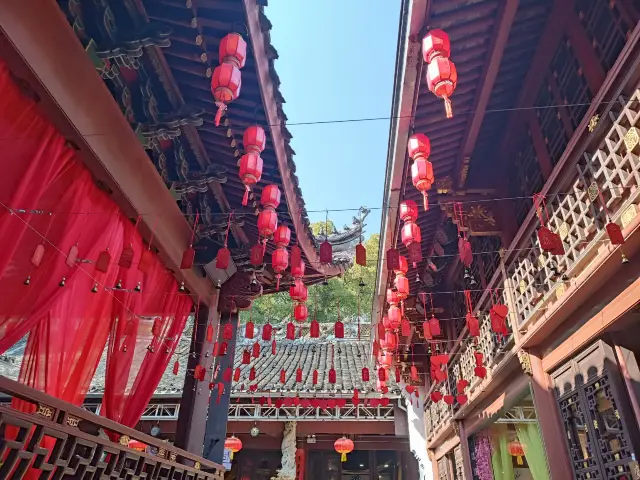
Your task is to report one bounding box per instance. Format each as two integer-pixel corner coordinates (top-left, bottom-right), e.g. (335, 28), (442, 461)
(453, 445), (464, 480)
(437, 456), (450, 480)
(508, 89), (640, 326)
(535, 78), (568, 165)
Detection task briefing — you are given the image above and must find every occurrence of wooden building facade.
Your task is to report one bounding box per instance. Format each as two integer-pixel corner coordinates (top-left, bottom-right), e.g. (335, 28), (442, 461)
(378, 0), (640, 478)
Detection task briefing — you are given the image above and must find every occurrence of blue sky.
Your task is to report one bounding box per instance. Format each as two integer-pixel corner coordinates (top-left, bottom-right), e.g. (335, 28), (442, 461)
(267, 1), (401, 238)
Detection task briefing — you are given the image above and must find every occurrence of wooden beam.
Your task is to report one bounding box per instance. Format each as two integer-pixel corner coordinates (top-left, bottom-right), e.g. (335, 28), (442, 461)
(0, 0), (215, 304)
(243, 0), (342, 280)
(456, 0), (519, 188)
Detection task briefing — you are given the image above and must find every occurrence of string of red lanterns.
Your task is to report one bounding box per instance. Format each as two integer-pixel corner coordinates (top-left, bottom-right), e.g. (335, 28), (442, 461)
(211, 33), (246, 126)
(422, 29), (458, 119)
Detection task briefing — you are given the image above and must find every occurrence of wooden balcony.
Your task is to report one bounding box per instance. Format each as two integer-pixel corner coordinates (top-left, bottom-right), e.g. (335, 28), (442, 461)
(424, 87), (640, 445)
(0, 376), (224, 479)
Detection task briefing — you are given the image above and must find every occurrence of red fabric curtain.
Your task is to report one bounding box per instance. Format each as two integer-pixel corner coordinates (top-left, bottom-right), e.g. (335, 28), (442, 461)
(0, 56), (192, 423)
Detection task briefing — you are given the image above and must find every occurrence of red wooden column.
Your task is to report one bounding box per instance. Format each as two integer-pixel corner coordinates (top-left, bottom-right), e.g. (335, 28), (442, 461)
(175, 293), (220, 455)
(529, 350), (573, 479)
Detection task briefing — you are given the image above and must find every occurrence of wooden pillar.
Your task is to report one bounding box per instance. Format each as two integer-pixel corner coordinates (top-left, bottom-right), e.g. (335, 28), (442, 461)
(529, 350), (573, 479)
(613, 344), (640, 431)
(525, 111), (554, 181)
(203, 311), (239, 464)
(457, 421), (473, 480)
(175, 293), (219, 454)
(429, 449), (438, 480)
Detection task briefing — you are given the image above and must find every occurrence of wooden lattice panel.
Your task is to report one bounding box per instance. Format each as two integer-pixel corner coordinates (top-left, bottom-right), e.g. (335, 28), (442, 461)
(536, 78), (569, 165)
(510, 131), (545, 227)
(508, 89), (640, 327)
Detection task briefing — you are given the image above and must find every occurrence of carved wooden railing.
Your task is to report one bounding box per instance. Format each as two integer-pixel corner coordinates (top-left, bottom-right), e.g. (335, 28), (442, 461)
(424, 89), (640, 445)
(0, 376), (224, 480)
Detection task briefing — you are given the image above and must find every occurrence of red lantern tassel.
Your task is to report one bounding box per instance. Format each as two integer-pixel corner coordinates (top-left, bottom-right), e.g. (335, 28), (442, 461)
(215, 102), (226, 127)
(242, 187), (250, 206)
(422, 192), (429, 211)
(443, 96), (453, 119)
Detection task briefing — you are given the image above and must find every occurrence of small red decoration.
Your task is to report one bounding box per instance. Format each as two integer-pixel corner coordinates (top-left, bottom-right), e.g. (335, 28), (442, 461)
(119, 245), (135, 269)
(245, 321), (255, 339)
(294, 303), (308, 322)
(464, 290), (480, 338)
(223, 323), (234, 340)
(242, 350), (250, 364)
(443, 394), (455, 405)
(429, 315), (441, 336)
(274, 225), (291, 247)
(378, 367), (387, 382)
(395, 367), (401, 382)
(261, 184), (282, 209)
(386, 248), (400, 271)
(286, 322), (295, 340)
(489, 296), (509, 339)
(362, 367), (370, 382)
(250, 243), (264, 266)
(290, 279), (308, 302)
(291, 244), (303, 274)
(296, 368), (303, 383)
(431, 391), (443, 403)
(401, 318), (411, 337)
(271, 247), (289, 290)
(313, 369), (318, 385)
(223, 367), (232, 382)
(355, 243), (366, 267)
(334, 437), (354, 463)
(474, 351), (487, 378)
(310, 319), (320, 338)
(410, 364), (419, 382)
(411, 159), (435, 211)
(387, 305), (401, 330)
(252, 342), (260, 358)
(262, 323), (273, 341)
(95, 249), (110, 273)
(383, 331), (397, 352)
(272, 339), (277, 355)
(320, 241), (332, 263)
(280, 369), (286, 384)
(172, 361), (179, 375)
(211, 63), (241, 126)
(206, 324), (214, 343)
(606, 222), (625, 245)
(249, 367), (256, 381)
(508, 441), (525, 465)
(233, 368), (241, 382)
(194, 364), (206, 381)
(329, 368), (337, 384)
(334, 321), (344, 339)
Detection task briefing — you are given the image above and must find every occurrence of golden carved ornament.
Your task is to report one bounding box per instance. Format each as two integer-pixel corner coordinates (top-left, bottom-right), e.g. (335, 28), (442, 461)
(66, 415), (81, 428)
(467, 205), (497, 226)
(190, 18), (198, 28)
(119, 435), (131, 446)
(519, 279), (527, 295)
(517, 350), (532, 376)
(587, 115), (600, 132)
(621, 204), (638, 229)
(588, 182), (599, 203)
(195, 461), (201, 470)
(170, 452), (178, 462)
(36, 404), (54, 419)
(624, 127), (639, 153)
(436, 176), (453, 194)
(555, 283), (566, 301)
(558, 222), (569, 241)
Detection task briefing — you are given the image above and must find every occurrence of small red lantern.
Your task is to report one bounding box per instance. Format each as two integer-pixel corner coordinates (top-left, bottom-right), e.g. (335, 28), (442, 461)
(394, 275), (409, 300)
(310, 319), (320, 338)
(329, 368), (337, 384)
(243, 125), (266, 154)
(239, 153), (263, 206)
(334, 321), (344, 339)
(320, 241), (332, 263)
(274, 225), (291, 248)
(272, 247), (289, 290)
(387, 288), (400, 306)
(407, 133), (431, 161)
(291, 254), (305, 278)
(280, 369), (286, 384)
(242, 350), (250, 364)
(334, 437), (354, 462)
(286, 322), (295, 340)
(508, 441), (525, 465)
(378, 367), (387, 382)
(296, 368), (303, 383)
(383, 331), (397, 352)
(249, 366), (256, 381)
(250, 243), (264, 266)
(216, 246), (231, 270)
(252, 342), (260, 358)
(399, 200), (419, 223)
(262, 323), (273, 341)
(211, 63), (241, 126)
(401, 222), (421, 247)
(290, 279), (308, 302)
(426, 57), (458, 119)
(258, 209), (278, 238)
(219, 33), (247, 68)
(245, 321), (255, 339)
(387, 305), (401, 329)
(355, 243), (366, 266)
(422, 29), (451, 63)
(386, 248), (400, 271)
(362, 367), (370, 382)
(223, 323), (234, 341)
(233, 368), (241, 382)
(412, 159), (435, 210)
(261, 184), (281, 209)
(394, 255), (409, 275)
(294, 303), (308, 322)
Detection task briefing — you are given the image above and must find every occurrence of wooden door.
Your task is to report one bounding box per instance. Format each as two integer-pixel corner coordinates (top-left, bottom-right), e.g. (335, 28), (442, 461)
(551, 341), (640, 479)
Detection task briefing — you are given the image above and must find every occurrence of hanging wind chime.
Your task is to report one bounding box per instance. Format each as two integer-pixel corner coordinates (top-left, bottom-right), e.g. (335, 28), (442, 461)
(211, 33), (246, 126)
(422, 29), (457, 118)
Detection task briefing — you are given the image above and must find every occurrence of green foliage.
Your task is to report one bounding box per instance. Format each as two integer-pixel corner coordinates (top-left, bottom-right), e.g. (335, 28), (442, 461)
(241, 233), (380, 324)
(310, 220), (336, 236)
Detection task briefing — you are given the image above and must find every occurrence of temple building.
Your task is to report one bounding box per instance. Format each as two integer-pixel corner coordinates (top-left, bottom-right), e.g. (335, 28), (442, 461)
(378, 0), (640, 478)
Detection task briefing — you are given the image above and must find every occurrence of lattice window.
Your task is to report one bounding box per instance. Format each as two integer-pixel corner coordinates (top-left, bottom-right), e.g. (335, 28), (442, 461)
(576, 0), (633, 73)
(453, 446), (464, 480)
(438, 456), (450, 480)
(551, 37), (593, 129)
(450, 291), (467, 338)
(470, 235), (502, 293)
(535, 79), (568, 166)
(509, 90), (640, 326)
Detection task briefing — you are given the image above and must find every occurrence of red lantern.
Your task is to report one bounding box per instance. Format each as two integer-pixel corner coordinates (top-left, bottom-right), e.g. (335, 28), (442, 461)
(329, 368), (337, 384)
(383, 331), (397, 352)
(401, 222), (421, 247)
(362, 367), (370, 382)
(216, 246), (230, 270)
(224, 436), (243, 460)
(219, 33), (247, 68)
(239, 153), (263, 206)
(250, 243), (264, 266)
(290, 279), (308, 302)
(422, 29), (450, 63)
(274, 225), (291, 248)
(296, 368), (303, 383)
(258, 209), (278, 238)
(508, 441), (525, 465)
(272, 247), (289, 290)
(245, 321), (255, 339)
(399, 200), (419, 223)
(407, 133), (431, 161)
(412, 159), (435, 211)
(286, 322), (295, 340)
(387, 305), (401, 330)
(261, 184), (281, 209)
(387, 288), (400, 306)
(380, 352), (393, 367)
(394, 275), (409, 301)
(211, 63), (241, 126)
(394, 255), (409, 275)
(334, 437), (354, 462)
(334, 321), (344, 339)
(310, 319), (320, 338)
(426, 57), (458, 119)
(386, 248), (400, 271)
(320, 241), (332, 263)
(262, 323), (273, 341)
(294, 303), (308, 322)
(291, 254), (305, 278)
(243, 125), (266, 154)
(252, 342), (260, 358)
(606, 222), (625, 245)
(280, 369), (286, 384)
(355, 243), (366, 266)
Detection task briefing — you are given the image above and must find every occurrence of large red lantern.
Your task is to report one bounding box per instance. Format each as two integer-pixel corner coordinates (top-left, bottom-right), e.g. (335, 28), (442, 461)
(289, 279), (308, 302)
(334, 437), (354, 462)
(294, 303), (308, 322)
(225, 435), (243, 460)
(383, 331), (397, 352)
(422, 29), (450, 63)
(399, 200), (419, 223)
(291, 256), (305, 278)
(394, 274), (409, 301)
(426, 57), (458, 119)
(412, 159), (435, 211)
(272, 247), (289, 290)
(261, 184), (281, 209)
(387, 305), (401, 330)
(239, 152), (263, 206)
(257, 209), (278, 238)
(211, 63), (242, 126)
(219, 33), (247, 68)
(274, 225), (291, 248)
(407, 133), (431, 162)
(387, 288), (400, 306)
(401, 220), (421, 245)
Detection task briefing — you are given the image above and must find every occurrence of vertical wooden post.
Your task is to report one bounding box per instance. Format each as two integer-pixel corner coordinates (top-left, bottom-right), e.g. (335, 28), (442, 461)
(565, 11), (606, 94)
(175, 293), (220, 454)
(525, 111), (554, 181)
(203, 311), (239, 464)
(457, 421), (474, 480)
(529, 350), (574, 479)
(429, 449), (439, 479)
(614, 344), (640, 430)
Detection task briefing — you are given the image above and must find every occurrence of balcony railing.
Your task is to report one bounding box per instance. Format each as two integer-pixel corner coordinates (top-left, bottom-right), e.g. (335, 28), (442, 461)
(424, 89), (640, 444)
(0, 376), (224, 479)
